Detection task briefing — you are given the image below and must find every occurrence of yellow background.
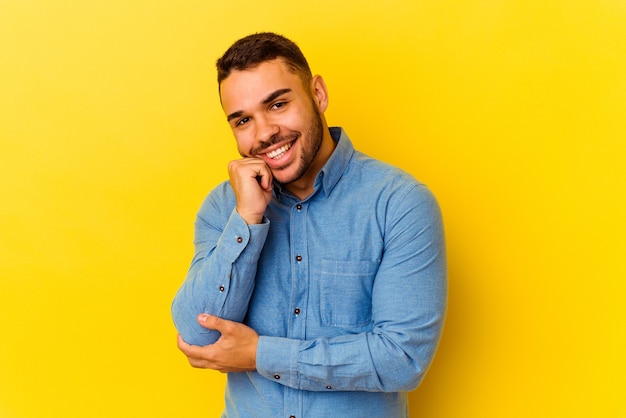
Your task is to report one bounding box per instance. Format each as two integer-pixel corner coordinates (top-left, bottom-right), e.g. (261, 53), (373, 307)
(1, 1), (625, 417)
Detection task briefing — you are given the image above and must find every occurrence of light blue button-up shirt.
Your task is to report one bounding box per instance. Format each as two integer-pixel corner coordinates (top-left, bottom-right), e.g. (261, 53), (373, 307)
(172, 127), (447, 418)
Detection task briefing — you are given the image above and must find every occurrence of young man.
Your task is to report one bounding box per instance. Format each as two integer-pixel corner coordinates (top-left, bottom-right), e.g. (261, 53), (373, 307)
(171, 32), (447, 418)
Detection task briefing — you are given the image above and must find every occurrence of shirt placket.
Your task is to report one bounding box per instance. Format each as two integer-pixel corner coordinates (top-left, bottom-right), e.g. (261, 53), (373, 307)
(284, 200), (309, 418)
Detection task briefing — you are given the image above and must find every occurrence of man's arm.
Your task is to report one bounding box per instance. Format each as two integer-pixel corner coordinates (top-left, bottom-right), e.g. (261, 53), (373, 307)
(171, 157), (274, 346)
(170, 185), (269, 346)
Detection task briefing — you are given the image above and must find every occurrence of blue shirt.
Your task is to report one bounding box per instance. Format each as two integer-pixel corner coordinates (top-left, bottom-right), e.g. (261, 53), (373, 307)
(172, 127), (447, 418)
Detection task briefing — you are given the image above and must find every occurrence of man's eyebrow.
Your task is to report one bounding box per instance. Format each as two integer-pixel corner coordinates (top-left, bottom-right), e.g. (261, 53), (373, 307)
(262, 88), (292, 105)
(226, 88), (292, 122)
(227, 110), (243, 122)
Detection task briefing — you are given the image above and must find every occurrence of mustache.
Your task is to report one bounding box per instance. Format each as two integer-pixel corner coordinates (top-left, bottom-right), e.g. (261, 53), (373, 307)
(250, 132), (299, 155)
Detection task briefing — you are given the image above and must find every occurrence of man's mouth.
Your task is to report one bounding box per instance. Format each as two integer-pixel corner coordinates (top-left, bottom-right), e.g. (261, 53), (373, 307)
(265, 141), (293, 160)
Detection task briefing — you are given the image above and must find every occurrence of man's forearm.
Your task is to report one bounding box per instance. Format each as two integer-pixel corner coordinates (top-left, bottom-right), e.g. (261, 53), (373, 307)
(172, 208), (269, 346)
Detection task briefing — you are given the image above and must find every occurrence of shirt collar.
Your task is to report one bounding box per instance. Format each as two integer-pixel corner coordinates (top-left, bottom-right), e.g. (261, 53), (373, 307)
(316, 127), (353, 197)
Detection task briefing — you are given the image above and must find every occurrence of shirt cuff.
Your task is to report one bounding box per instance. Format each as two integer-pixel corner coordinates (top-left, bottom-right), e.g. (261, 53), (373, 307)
(218, 209), (269, 264)
(256, 336), (301, 389)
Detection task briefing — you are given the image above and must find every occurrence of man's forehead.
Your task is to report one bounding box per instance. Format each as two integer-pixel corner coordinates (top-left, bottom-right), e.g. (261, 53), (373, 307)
(219, 60), (302, 109)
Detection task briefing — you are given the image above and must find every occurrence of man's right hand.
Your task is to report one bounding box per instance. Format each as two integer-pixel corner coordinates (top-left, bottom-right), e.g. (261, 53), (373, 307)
(228, 158), (273, 225)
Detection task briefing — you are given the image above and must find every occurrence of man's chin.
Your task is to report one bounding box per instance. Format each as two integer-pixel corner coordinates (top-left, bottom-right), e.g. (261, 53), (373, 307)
(271, 168), (303, 186)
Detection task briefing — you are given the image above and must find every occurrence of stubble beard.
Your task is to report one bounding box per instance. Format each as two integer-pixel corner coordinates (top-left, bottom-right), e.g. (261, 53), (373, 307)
(274, 102), (324, 186)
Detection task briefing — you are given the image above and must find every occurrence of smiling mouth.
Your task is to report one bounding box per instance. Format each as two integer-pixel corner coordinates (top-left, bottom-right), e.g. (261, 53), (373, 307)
(265, 141), (294, 160)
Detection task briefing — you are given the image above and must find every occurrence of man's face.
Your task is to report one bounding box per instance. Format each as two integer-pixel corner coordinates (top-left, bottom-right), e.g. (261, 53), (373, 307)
(220, 58), (325, 186)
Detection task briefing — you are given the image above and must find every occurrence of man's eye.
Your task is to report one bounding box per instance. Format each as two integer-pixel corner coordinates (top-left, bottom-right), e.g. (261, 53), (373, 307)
(272, 101), (286, 110)
(236, 117), (250, 126)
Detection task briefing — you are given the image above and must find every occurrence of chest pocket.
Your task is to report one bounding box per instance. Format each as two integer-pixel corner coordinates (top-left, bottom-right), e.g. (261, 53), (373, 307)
(320, 259), (380, 327)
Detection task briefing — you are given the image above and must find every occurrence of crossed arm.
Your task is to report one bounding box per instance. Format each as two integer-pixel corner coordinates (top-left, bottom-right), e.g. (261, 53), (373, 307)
(172, 185), (447, 392)
(172, 157), (447, 391)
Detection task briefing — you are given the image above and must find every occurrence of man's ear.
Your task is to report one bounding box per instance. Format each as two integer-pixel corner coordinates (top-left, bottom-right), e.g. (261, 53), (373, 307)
(310, 75), (329, 113)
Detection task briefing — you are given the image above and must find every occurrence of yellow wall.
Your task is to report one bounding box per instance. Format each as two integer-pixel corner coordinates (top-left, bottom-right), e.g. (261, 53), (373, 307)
(1, 1), (624, 417)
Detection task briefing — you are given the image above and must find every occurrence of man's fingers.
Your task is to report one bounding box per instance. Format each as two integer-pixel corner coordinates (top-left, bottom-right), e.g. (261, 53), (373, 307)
(176, 334), (196, 358)
(177, 333), (197, 354)
(177, 334), (212, 368)
(255, 165), (273, 191)
(177, 318), (258, 372)
(228, 157), (273, 225)
(197, 314), (227, 332)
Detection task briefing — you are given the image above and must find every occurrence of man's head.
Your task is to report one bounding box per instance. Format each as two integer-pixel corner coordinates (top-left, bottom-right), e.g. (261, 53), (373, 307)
(216, 32), (312, 90)
(216, 33), (336, 197)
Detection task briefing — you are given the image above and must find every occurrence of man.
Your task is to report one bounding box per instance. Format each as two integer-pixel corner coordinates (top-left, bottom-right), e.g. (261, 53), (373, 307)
(171, 32), (447, 418)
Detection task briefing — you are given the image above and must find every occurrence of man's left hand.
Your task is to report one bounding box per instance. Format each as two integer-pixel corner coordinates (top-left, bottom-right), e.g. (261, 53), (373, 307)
(177, 314), (258, 373)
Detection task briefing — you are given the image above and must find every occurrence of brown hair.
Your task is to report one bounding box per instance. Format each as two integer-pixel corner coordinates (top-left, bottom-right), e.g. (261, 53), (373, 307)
(216, 32), (312, 87)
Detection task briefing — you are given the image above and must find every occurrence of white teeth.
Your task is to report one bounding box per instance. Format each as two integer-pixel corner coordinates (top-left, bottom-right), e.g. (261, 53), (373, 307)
(266, 142), (292, 159)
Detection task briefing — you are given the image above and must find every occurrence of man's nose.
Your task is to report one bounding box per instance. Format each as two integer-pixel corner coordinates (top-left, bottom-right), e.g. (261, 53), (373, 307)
(255, 114), (280, 143)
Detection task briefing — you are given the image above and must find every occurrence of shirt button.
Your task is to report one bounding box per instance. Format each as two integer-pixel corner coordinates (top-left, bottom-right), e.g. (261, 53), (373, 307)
(236, 236), (243, 243)
(296, 204), (302, 211)
(295, 255), (302, 262)
(326, 385), (332, 389)
(219, 285), (225, 292)
(274, 374), (280, 380)
(289, 416), (296, 418)
(294, 308), (300, 315)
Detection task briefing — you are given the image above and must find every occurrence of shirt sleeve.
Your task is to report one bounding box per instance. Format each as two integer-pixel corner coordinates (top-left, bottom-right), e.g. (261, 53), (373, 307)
(171, 183), (270, 346)
(256, 184), (447, 392)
